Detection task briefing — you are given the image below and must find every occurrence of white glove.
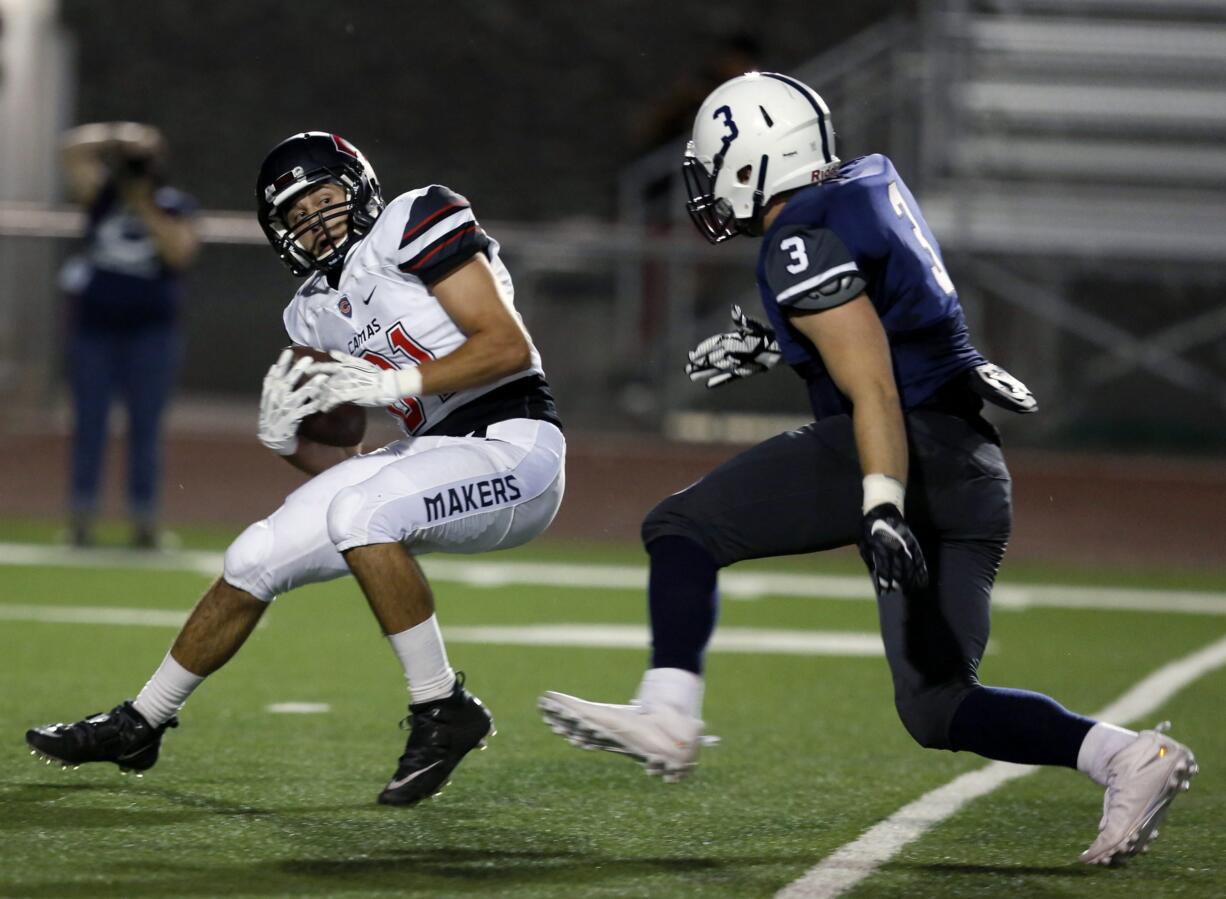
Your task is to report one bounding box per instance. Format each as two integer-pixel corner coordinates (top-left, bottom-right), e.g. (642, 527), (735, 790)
(257, 350), (332, 455)
(685, 305), (782, 388)
(318, 350), (423, 409)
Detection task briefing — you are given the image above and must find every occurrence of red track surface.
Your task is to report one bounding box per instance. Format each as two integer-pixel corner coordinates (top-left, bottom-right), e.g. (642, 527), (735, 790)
(2, 430), (1223, 572)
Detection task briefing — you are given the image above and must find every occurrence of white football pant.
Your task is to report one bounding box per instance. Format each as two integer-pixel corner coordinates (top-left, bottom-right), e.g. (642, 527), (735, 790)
(223, 418), (565, 601)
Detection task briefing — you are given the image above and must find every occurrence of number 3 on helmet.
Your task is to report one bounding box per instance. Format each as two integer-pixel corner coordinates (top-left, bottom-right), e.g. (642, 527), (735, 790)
(683, 72), (840, 244)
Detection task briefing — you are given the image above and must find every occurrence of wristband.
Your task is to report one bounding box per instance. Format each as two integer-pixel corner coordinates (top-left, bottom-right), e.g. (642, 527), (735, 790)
(392, 367), (423, 397)
(862, 473), (904, 515)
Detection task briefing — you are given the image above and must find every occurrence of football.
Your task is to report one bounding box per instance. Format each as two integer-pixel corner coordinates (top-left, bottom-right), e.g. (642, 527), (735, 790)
(286, 346), (367, 448)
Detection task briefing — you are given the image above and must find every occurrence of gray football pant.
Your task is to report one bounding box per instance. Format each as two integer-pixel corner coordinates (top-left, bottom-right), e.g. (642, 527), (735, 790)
(641, 409), (1012, 749)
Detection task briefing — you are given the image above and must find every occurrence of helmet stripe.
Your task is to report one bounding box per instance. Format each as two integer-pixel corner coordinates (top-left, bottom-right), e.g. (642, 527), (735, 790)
(401, 203), (464, 246)
(752, 153), (770, 220)
(761, 72), (832, 164)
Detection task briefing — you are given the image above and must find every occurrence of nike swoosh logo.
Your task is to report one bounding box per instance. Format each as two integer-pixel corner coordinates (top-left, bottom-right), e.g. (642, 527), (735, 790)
(363, 286), (377, 305)
(384, 759), (443, 791)
(872, 520), (912, 547)
(870, 519), (912, 559)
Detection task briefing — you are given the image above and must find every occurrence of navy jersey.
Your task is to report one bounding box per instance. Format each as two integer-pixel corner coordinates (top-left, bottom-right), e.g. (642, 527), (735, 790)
(61, 182), (197, 333)
(756, 154), (983, 419)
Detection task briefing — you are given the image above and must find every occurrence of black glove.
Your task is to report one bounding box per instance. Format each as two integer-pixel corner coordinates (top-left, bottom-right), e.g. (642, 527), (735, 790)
(859, 503), (928, 595)
(685, 305), (782, 388)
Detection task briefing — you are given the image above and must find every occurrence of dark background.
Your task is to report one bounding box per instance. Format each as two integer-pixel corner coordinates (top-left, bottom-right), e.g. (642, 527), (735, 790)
(40, 0), (1226, 453)
(62, 0), (907, 219)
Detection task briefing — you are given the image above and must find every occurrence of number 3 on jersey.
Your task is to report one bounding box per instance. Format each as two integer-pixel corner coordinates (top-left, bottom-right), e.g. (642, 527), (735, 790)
(779, 236), (809, 274)
(361, 321), (433, 433)
(887, 181), (955, 296)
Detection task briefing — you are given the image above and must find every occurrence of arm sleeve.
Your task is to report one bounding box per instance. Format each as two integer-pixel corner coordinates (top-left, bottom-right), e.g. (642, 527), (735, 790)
(765, 226), (867, 313)
(394, 185), (491, 286)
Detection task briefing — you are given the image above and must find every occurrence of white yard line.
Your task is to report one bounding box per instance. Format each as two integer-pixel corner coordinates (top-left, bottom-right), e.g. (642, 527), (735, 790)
(2, 541), (1224, 615)
(0, 603), (188, 627)
(0, 602), (885, 657)
(0, 542), (223, 578)
(776, 632), (1226, 899)
(4, 539), (1222, 892)
(447, 625), (886, 656)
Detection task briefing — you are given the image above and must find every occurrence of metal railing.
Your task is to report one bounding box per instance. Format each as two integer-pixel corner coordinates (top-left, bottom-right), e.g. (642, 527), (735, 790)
(3, 0), (1225, 449)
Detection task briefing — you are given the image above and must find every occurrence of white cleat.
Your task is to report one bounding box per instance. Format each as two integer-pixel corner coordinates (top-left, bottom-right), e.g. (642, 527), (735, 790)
(1080, 722), (1198, 866)
(538, 691), (704, 783)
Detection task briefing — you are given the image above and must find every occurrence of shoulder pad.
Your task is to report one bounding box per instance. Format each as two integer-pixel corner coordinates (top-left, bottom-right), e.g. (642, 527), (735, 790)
(764, 225), (866, 312)
(395, 186), (490, 285)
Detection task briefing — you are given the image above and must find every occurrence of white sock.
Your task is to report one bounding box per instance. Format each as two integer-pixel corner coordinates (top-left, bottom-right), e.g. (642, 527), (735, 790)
(635, 667), (704, 719)
(388, 615), (456, 705)
(1077, 722), (1138, 786)
(133, 653), (204, 727)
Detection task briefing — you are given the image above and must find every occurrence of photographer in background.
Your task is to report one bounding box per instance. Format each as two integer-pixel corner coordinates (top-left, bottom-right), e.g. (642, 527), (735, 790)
(59, 122), (199, 548)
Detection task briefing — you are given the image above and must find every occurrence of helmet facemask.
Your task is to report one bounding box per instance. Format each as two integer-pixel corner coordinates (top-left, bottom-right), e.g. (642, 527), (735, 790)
(683, 143), (772, 244)
(267, 177), (357, 275)
(256, 132), (384, 277)
(683, 142), (740, 244)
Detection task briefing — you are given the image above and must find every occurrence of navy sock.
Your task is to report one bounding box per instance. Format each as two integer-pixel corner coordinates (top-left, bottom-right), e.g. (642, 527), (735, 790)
(646, 535), (719, 675)
(948, 685), (1095, 768)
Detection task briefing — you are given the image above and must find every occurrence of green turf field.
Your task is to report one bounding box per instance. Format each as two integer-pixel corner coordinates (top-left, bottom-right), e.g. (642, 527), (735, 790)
(1, 526), (1223, 898)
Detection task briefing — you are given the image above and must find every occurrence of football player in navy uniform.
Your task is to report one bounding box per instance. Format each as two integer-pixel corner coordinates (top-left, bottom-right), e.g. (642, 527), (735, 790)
(28, 132), (566, 807)
(59, 122), (199, 548)
(540, 73), (1196, 866)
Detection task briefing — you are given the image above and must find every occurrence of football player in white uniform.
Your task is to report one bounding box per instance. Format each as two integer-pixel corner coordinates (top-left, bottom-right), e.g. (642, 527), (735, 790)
(27, 132), (566, 807)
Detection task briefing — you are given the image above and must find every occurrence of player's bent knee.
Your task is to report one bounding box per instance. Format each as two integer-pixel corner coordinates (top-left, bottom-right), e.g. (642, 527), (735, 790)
(641, 492), (704, 548)
(894, 688), (965, 750)
(222, 522), (278, 603)
(326, 484), (378, 551)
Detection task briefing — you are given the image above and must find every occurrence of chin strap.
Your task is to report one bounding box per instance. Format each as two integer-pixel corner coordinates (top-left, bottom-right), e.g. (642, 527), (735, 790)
(750, 153), (770, 221)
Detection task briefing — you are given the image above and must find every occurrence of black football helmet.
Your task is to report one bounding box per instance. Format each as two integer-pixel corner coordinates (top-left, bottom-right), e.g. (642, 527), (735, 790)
(255, 132), (384, 276)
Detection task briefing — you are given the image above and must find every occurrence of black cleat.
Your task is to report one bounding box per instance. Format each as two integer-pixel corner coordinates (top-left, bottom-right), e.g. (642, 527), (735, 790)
(26, 701), (178, 775)
(377, 674), (494, 806)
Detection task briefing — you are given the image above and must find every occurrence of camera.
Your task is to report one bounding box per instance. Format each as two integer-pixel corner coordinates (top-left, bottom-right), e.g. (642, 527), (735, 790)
(103, 142), (158, 184)
(116, 150), (154, 182)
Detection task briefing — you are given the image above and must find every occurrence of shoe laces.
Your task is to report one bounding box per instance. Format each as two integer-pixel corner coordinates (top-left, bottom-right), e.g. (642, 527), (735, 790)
(62, 705), (134, 750)
(395, 676), (469, 762)
(70, 709), (121, 740)
(398, 671), (467, 725)
(395, 712), (455, 767)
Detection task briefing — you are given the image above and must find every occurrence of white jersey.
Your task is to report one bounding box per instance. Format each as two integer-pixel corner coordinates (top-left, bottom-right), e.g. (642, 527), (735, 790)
(282, 185), (550, 437)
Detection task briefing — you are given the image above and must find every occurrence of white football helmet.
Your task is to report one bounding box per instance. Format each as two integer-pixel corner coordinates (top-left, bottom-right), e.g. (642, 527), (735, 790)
(683, 72), (839, 243)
